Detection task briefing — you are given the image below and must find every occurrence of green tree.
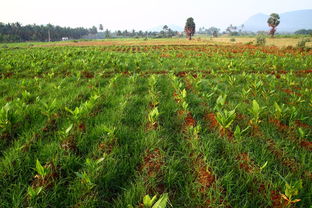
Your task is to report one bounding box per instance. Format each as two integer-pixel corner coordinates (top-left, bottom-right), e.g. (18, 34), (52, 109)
(99, 24), (103, 31)
(89, 26), (98, 35)
(105, 29), (111, 38)
(184, 17), (195, 40)
(267, 13), (280, 37)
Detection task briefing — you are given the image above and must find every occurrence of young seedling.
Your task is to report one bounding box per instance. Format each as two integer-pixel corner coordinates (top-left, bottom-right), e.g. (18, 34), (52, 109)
(249, 100), (265, 125)
(27, 186), (43, 199)
(281, 180), (302, 207)
(187, 124), (201, 140)
(233, 125), (249, 140)
(41, 99), (57, 121)
(273, 102), (289, 121)
(241, 88), (251, 100)
(297, 128), (305, 140)
(35, 159), (49, 178)
(182, 101), (188, 112)
(74, 171), (94, 188)
(0, 103), (13, 134)
(66, 94), (100, 122)
(22, 90), (32, 102)
(214, 94), (227, 112)
(128, 193), (169, 208)
(148, 107), (159, 127)
(58, 124), (73, 140)
(148, 75), (157, 90)
(143, 194), (158, 208)
(65, 106), (82, 122)
(216, 109), (236, 129)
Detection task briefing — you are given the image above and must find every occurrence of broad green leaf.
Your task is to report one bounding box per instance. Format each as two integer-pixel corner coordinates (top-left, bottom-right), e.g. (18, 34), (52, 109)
(35, 159), (46, 177)
(152, 193), (169, 208)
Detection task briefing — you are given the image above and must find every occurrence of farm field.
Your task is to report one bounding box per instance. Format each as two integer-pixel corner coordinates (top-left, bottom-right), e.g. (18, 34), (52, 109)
(0, 42), (312, 208)
(2, 36), (312, 48)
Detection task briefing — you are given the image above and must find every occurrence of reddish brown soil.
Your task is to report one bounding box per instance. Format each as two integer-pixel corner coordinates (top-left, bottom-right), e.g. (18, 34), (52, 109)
(269, 118), (289, 131)
(141, 149), (163, 177)
(61, 136), (77, 152)
(173, 92), (181, 103)
(295, 120), (311, 129)
(282, 89), (302, 96)
(300, 141), (312, 151)
(146, 122), (158, 131)
(0, 72), (14, 78)
(98, 139), (116, 155)
(81, 71), (94, 78)
(148, 102), (158, 109)
(185, 113), (196, 127)
(176, 71), (188, 77)
(78, 123), (86, 132)
(236, 153), (255, 173)
(204, 113), (218, 129)
(250, 124), (263, 137)
(194, 157), (215, 193)
(42, 119), (57, 132)
(177, 109), (187, 117)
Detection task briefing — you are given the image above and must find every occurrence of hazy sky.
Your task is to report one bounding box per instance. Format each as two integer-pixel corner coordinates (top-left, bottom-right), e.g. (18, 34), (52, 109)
(1, 0), (312, 30)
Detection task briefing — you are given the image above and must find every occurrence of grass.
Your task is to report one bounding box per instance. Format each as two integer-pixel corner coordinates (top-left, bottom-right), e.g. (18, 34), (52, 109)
(0, 40), (311, 207)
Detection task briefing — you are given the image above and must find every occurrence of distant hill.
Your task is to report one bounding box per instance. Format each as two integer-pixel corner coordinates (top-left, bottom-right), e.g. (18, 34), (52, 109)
(244, 9), (312, 33)
(149, 24), (183, 32)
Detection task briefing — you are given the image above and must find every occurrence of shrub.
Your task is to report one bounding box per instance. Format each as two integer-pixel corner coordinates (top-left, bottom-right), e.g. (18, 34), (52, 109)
(256, 35), (266, 46)
(297, 38), (311, 49)
(245, 41), (253, 45)
(230, 38), (236, 42)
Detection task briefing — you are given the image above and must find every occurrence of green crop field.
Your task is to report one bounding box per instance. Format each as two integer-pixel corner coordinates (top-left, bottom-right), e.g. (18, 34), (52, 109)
(0, 42), (311, 208)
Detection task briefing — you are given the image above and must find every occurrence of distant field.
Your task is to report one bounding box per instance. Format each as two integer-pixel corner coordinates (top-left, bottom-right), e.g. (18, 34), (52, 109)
(1, 36), (311, 48)
(0, 41), (311, 208)
(37, 37), (312, 48)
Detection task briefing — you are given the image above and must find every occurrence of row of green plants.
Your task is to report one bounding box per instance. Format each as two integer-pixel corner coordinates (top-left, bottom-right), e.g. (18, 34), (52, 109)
(1, 45), (311, 77)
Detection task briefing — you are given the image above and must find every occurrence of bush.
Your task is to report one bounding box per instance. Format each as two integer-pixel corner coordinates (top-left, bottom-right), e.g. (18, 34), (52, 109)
(256, 35), (266, 46)
(245, 41), (254, 45)
(297, 38), (311, 49)
(230, 38), (236, 42)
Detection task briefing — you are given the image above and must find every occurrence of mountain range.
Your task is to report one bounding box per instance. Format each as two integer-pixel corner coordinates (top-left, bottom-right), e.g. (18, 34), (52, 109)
(243, 9), (312, 33)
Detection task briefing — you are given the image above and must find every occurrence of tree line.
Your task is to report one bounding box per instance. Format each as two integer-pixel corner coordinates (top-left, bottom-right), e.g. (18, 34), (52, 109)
(0, 22), (97, 42)
(0, 22), (181, 42)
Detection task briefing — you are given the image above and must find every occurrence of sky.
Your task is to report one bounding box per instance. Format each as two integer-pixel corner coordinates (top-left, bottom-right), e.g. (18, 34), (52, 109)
(1, 0), (312, 30)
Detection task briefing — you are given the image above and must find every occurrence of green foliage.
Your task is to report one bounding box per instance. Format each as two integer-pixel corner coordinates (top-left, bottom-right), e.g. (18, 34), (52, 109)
(256, 35), (266, 46)
(27, 186), (43, 199)
(267, 13), (280, 37)
(216, 109), (236, 130)
(249, 100), (265, 125)
(0, 103), (13, 133)
(297, 38), (311, 49)
(148, 107), (159, 124)
(267, 13), (280, 27)
(185, 17), (196, 40)
(234, 125), (249, 139)
(214, 94), (227, 111)
(0, 43), (311, 208)
(35, 159), (48, 177)
(281, 180), (303, 206)
(143, 194), (157, 207)
(142, 193), (169, 208)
